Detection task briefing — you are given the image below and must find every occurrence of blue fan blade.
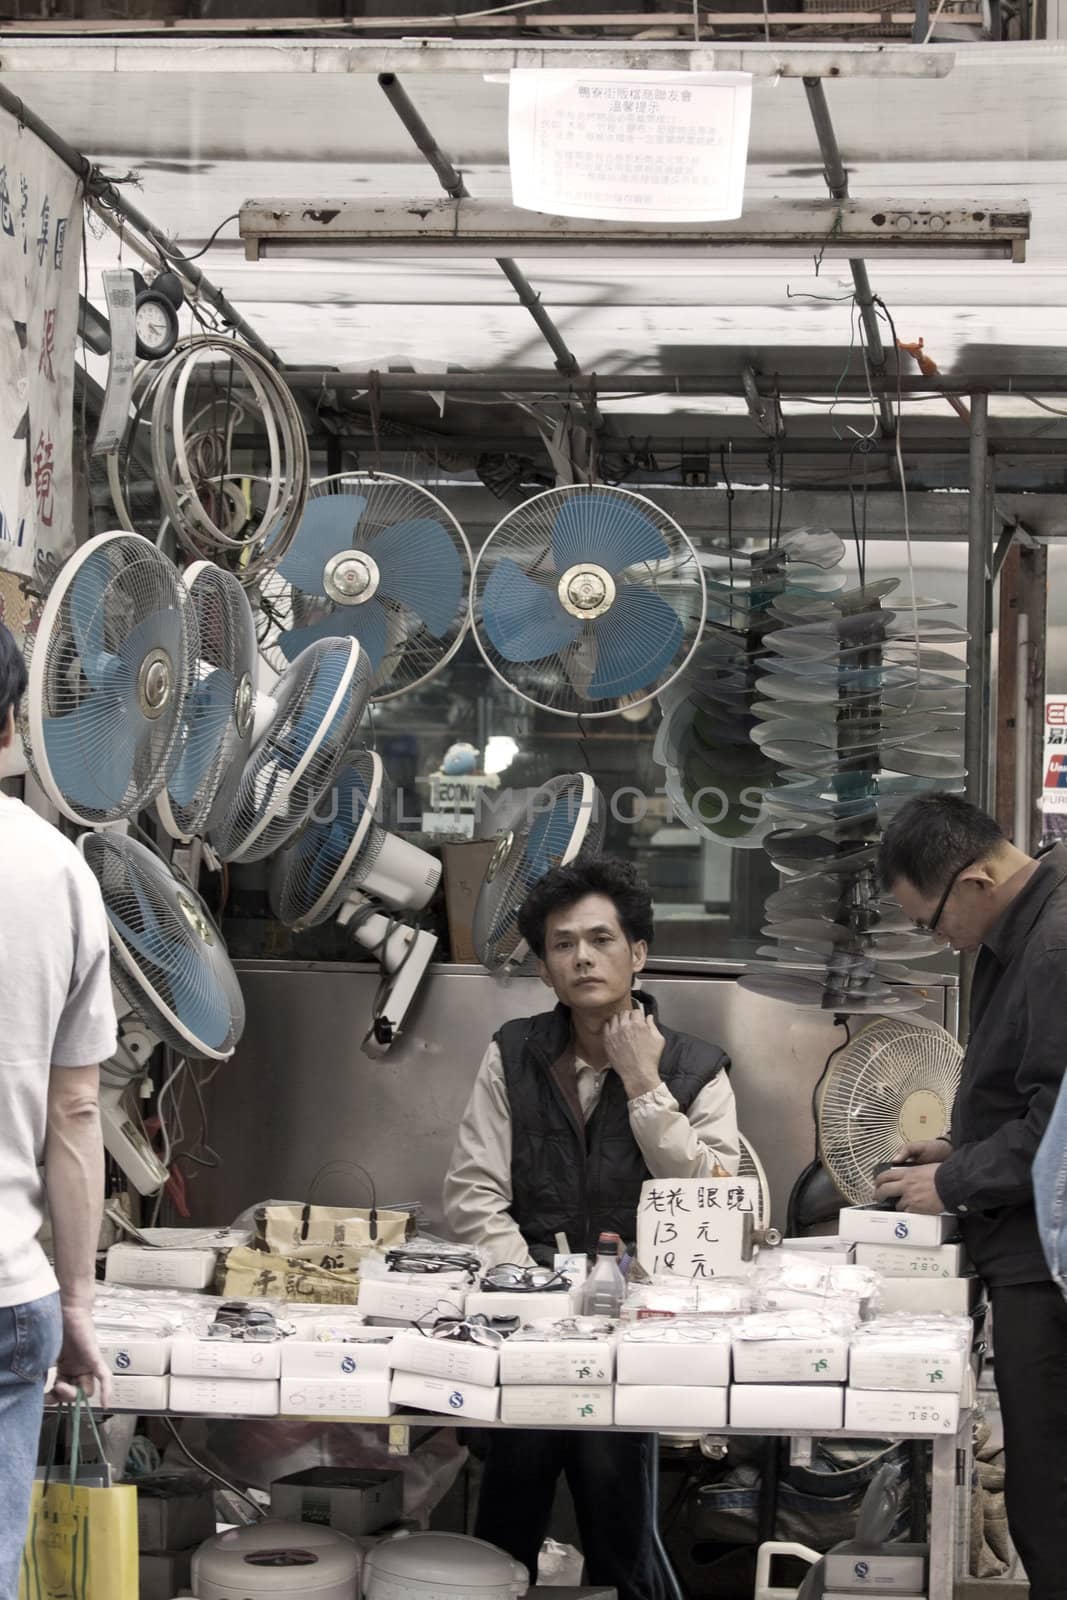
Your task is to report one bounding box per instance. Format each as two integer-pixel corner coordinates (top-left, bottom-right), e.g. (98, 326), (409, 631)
(113, 607), (185, 726)
(110, 904), (232, 1050)
(588, 585), (684, 700)
(361, 518), (462, 637)
(168, 669), (235, 809)
(69, 552), (113, 689)
(275, 643), (358, 771)
(482, 558), (582, 664)
(279, 603), (389, 673)
(302, 762), (373, 898)
(551, 493), (670, 576)
(525, 793), (584, 881)
(279, 495), (368, 597)
(42, 694), (137, 812)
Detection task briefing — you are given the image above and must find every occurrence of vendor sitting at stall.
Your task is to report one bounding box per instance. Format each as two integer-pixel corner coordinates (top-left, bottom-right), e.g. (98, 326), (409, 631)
(444, 855), (739, 1600)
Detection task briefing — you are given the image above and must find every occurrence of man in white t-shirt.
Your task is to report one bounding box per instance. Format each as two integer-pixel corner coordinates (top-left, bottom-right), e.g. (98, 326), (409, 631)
(0, 622), (118, 1600)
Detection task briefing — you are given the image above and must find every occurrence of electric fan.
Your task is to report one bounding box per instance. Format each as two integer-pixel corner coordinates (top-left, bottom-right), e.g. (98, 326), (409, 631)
(79, 830), (246, 1194)
(471, 485), (705, 717)
(208, 637), (371, 864)
(274, 473), (472, 699)
(472, 772), (604, 973)
(20, 531), (198, 826)
(269, 748), (440, 1056)
(737, 1132), (772, 1229)
(157, 562), (259, 841)
(816, 1017), (963, 1205)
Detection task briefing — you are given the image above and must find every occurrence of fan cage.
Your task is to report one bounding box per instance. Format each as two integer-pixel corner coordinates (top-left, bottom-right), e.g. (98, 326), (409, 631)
(22, 534), (198, 826)
(82, 831), (245, 1059)
(269, 746), (382, 929)
(471, 484), (706, 719)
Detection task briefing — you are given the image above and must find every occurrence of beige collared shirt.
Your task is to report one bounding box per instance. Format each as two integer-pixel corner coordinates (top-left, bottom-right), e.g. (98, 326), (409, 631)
(443, 1042), (740, 1268)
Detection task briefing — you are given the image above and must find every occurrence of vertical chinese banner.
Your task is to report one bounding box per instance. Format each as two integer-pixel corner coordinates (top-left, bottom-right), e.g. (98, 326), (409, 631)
(0, 107), (83, 598)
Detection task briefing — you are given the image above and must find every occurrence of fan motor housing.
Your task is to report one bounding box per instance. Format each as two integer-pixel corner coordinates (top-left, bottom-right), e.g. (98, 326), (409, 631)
(558, 563), (615, 620)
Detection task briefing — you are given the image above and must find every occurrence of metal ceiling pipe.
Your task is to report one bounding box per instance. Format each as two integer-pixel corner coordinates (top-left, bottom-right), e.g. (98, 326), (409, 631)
(803, 77), (897, 438)
(0, 80), (280, 369)
(965, 391), (992, 808)
(377, 72), (582, 381)
(273, 368), (1067, 397)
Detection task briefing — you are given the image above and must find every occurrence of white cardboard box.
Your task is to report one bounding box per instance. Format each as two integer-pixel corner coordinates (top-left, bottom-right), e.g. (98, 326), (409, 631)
(280, 1376), (393, 1416)
(109, 1373), (169, 1410)
(104, 1243), (216, 1290)
(824, 1547), (927, 1591)
(838, 1209), (957, 1249)
(99, 1336), (170, 1377)
(853, 1242), (966, 1279)
(616, 1333), (731, 1388)
(844, 1387), (961, 1434)
(732, 1335), (849, 1385)
(500, 1386), (614, 1426)
(281, 1338), (394, 1381)
(614, 1385), (728, 1429)
(729, 1384), (844, 1431)
(498, 1340), (615, 1386)
(775, 1239), (855, 1263)
(849, 1342), (966, 1394)
(876, 1276), (980, 1316)
(357, 1279), (468, 1324)
(169, 1376), (280, 1416)
(465, 1290), (579, 1321)
(170, 1334), (282, 1380)
(389, 1329), (500, 1386)
(389, 1371), (501, 1422)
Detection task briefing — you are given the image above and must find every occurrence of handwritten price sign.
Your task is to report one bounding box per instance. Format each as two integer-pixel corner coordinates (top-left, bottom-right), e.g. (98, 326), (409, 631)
(636, 1176), (759, 1279)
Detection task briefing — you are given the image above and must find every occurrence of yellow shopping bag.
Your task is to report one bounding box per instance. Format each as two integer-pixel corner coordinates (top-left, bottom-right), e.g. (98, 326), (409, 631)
(19, 1394), (138, 1600)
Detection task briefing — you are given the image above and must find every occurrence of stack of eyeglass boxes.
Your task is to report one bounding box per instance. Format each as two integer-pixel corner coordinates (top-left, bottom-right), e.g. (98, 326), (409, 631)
(280, 1323), (396, 1417)
(844, 1314), (973, 1435)
(388, 1323), (503, 1421)
(729, 1309), (850, 1430)
(169, 1328), (283, 1417)
(837, 1207), (977, 1315)
(615, 1319), (729, 1429)
(498, 1319), (615, 1427)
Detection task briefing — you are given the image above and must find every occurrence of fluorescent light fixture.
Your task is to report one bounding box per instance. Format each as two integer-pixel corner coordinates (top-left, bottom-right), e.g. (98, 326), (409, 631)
(240, 196), (1029, 264)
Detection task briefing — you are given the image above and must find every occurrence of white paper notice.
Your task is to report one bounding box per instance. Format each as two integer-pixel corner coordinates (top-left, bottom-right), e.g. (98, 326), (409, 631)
(636, 1176), (759, 1279)
(508, 69), (752, 223)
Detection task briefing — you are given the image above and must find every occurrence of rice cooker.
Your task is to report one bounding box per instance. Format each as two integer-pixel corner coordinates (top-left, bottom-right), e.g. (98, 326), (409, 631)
(192, 1519), (360, 1600)
(362, 1532), (528, 1600)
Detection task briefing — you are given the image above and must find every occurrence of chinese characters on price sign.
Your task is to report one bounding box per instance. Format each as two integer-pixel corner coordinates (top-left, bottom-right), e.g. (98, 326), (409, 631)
(636, 1176), (758, 1278)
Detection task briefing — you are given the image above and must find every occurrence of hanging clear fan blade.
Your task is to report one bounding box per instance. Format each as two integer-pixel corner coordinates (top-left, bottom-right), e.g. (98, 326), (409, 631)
(79, 830), (246, 1194)
(473, 772), (605, 972)
(472, 485), (705, 717)
(761, 918), (946, 959)
(157, 562), (259, 842)
(276, 473), (472, 699)
(209, 637), (371, 863)
(20, 531), (198, 826)
(739, 967), (925, 1013)
(770, 618), (969, 662)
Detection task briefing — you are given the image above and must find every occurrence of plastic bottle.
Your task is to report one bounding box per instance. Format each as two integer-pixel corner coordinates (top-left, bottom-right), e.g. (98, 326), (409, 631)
(582, 1232), (626, 1317)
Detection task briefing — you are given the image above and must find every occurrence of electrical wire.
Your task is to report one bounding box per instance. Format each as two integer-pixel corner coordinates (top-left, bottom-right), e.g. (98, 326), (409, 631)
(784, 1017), (851, 1237)
(162, 1419), (265, 1519)
(153, 212), (239, 266)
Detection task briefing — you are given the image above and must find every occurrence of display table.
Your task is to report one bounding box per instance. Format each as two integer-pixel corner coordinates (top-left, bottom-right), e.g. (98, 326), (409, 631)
(106, 1409), (973, 1599)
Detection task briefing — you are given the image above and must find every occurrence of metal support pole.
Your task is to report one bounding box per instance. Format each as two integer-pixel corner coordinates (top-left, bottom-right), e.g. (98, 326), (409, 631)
(803, 78), (897, 438)
(0, 81), (280, 369)
(377, 73), (581, 380)
(965, 393), (992, 809)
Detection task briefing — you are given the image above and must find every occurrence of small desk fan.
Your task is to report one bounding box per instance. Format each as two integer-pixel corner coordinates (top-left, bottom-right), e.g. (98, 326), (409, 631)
(208, 637), (371, 863)
(270, 747), (440, 1056)
(274, 473), (471, 699)
(157, 561), (259, 841)
(19, 531), (197, 825)
(471, 485), (705, 717)
(472, 772), (604, 974)
(80, 830), (246, 1194)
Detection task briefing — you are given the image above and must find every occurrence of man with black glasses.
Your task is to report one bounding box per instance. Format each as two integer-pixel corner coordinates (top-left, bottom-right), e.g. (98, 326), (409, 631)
(874, 793), (1067, 1597)
(444, 856), (738, 1600)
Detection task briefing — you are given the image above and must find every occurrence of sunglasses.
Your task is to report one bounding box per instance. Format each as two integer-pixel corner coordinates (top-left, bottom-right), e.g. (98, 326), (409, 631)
(480, 1264), (572, 1293)
(918, 857), (977, 933)
(385, 1249), (481, 1277)
(419, 1313), (519, 1348)
(206, 1322), (281, 1343)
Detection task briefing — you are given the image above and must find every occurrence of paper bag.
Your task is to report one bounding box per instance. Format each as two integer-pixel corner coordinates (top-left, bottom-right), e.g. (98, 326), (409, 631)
(259, 1203), (410, 1257)
(221, 1245), (362, 1305)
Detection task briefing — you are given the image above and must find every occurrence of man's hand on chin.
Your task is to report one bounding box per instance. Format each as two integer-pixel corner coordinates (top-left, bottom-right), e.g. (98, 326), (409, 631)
(871, 1161), (946, 1216)
(604, 1009), (665, 1100)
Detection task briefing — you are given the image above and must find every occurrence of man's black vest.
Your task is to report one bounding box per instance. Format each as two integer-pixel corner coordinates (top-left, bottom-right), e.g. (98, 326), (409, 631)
(495, 990), (729, 1263)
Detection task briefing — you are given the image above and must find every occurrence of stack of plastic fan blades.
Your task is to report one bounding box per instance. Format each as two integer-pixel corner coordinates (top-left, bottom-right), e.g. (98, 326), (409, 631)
(270, 746), (441, 1055)
(471, 485), (705, 717)
(274, 473), (472, 699)
(20, 531), (198, 826)
(473, 772), (605, 974)
(209, 637), (371, 863)
(157, 562), (259, 842)
(79, 830), (245, 1193)
(655, 528), (848, 850)
(739, 577), (969, 1013)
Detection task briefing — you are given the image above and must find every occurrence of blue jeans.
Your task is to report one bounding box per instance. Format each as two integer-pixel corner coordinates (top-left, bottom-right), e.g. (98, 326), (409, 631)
(0, 1294), (62, 1600)
(1035, 1070), (1067, 1291)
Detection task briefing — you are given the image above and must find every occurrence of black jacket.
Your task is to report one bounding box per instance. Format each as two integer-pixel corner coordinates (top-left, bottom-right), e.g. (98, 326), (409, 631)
(495, 990), (729, 1263)
(936, 843), (1067, 1286)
